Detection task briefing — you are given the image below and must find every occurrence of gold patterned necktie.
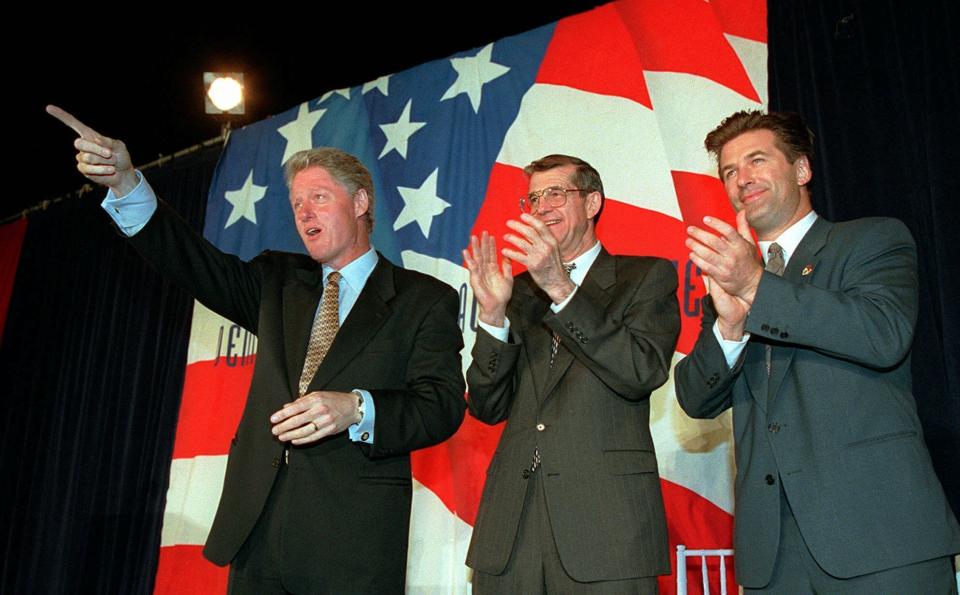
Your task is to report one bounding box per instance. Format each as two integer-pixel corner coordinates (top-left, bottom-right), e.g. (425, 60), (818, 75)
(298, 271), (342, 396)
(765, 243), (785, 376)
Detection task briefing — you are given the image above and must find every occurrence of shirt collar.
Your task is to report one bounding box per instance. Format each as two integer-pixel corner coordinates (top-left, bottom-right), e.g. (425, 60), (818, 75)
(322, 247), (378, 293)
(565, 241), (602, 286)
(758, 211), (818, 267)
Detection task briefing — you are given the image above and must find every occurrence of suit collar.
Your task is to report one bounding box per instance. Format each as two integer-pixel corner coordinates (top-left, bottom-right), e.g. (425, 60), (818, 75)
(784, 217), (831, 280)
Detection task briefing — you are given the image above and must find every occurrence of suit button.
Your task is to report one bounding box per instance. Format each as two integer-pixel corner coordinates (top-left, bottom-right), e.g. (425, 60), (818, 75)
(770, 327), (779, 335)
(768, 423), (780, 433)
(761, 324), (770, 331)
(536, 423), (546, 432)
(765, 474), (775, 485)
(780, 331), (789, 339)
(522, 469), (531, 479)
(272, 457), (281, 468)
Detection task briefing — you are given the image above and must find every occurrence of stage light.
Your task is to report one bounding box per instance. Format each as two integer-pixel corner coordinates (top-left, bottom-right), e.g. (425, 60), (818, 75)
(204, 73), (245, 114)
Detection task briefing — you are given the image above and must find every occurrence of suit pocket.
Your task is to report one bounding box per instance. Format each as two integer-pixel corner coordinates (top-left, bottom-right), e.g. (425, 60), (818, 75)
(844, 429), (917, 448)
(602, 449), (658, 475)
(357, 475), (412, 487)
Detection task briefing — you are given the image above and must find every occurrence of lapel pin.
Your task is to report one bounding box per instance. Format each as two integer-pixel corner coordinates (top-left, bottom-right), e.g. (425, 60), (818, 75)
(801, 264), (814, 276)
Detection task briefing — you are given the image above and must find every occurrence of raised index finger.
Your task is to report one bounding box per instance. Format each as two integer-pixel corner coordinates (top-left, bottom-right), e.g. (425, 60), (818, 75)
(46, 105), (101, 140)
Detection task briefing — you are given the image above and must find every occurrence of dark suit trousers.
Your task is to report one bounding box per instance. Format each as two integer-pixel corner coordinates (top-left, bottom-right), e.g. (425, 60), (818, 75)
(472, 469), (659, 595)
(227, 461), (406, 595)
(744, 486), (958, 594)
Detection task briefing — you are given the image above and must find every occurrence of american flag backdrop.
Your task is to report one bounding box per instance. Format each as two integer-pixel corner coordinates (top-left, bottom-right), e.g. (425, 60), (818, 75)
(153, 1), (767, 592)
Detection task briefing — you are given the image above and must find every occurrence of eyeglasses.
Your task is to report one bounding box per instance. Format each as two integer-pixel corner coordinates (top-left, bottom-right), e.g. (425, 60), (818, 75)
(519, 186), (587, 214)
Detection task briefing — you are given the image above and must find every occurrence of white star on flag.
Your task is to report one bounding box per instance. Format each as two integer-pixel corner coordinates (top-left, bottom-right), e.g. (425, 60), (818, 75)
(441, 43), (510, 112)
(223, 171), (267, 228)
(362, 75), (390, 96)
(318, 87), (352, 104)
(379, 100), (426, 159)
(394, 169), (451, 238)
(277, 103), (325, 164)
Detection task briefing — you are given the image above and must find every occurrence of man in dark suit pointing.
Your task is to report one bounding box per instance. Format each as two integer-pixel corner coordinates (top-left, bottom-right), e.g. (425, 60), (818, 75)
(463, 154), (680, 594)
(49, 106), (466, 595)
(676, 110), (960, 593)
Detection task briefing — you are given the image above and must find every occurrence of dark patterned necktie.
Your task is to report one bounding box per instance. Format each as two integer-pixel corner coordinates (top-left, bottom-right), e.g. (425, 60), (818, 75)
(298, 271), (341, 396)
(765, 243), (784, 376)
(549, 262), (577, 366)
(534, 262), (578, 476)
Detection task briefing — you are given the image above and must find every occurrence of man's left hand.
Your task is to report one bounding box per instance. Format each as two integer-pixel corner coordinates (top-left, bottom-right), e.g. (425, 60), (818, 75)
(501, 213), (576, 304)
(270, 391), (361, 445)
(687, 211), (763, 305)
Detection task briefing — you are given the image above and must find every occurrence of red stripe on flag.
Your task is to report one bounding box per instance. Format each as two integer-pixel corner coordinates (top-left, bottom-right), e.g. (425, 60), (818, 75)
(616, 0), (760, 102)
(659, 478), (737, 595)
(154, 545), (227, 595)
(412, 412), (504, 526)
(712, 0), (767, 43)
(538, 3), (653, 108)
(672, 170), (737, 231)
(469, 163), (530, 272)
(596, 199), (700, 356)
(172, 357), (255, 459)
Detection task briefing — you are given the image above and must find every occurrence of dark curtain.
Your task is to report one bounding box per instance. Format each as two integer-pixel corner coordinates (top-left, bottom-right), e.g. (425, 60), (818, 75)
(769, 0), (960, 513)
(0, 144), (220, 594)
(3, 4), (959, 594)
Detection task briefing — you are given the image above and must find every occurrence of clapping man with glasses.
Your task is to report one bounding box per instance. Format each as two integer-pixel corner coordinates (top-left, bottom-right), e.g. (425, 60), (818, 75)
(463, 154), (681, 594)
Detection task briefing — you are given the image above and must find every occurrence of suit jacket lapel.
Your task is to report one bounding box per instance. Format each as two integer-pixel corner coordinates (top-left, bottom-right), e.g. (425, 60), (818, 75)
(742, 341), (768, 413)
(307, 255), (394, 392)
(767, 217), (832, 404)
(541, 249), (616, 401)
(282, 267), (323, 398)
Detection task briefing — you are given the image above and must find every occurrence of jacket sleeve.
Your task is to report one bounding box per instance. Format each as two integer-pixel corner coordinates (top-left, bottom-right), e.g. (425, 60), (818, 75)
(674, 295), (741, 419)
(465, 325), (524, 425)
(545, 257), (681, 400)
(745, 218), (917, 370)
(366, 284), (466, 456)
(126, 199), (262, 333)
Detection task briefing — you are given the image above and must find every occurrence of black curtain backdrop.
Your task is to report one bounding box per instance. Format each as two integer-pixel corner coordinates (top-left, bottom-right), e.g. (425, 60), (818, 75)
(2, 4), (959, 594)
(768, 0), (960, 514)
(0, 145), (219, 594)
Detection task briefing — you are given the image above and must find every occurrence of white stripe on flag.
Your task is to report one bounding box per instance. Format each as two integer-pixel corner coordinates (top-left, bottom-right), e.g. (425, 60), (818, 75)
(406, 478), (474, 595)
(186, 301), (256, 365)
(160, 455), (228, 547)
(400, 250), (474, 378)
(725, 33), (769, 107)
(651, 352), (735, 514)
(496, 83), (682, 221)
(644, 70), (767, 177)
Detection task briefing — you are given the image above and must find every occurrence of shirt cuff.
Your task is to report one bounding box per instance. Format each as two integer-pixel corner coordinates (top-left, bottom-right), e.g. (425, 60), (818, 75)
(100, 170), (157, 236)
(347, 389), (375, 444)
(477, 317), (511, 343)
(712, 321), (750, 369)
(549, 285), (578, 313)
